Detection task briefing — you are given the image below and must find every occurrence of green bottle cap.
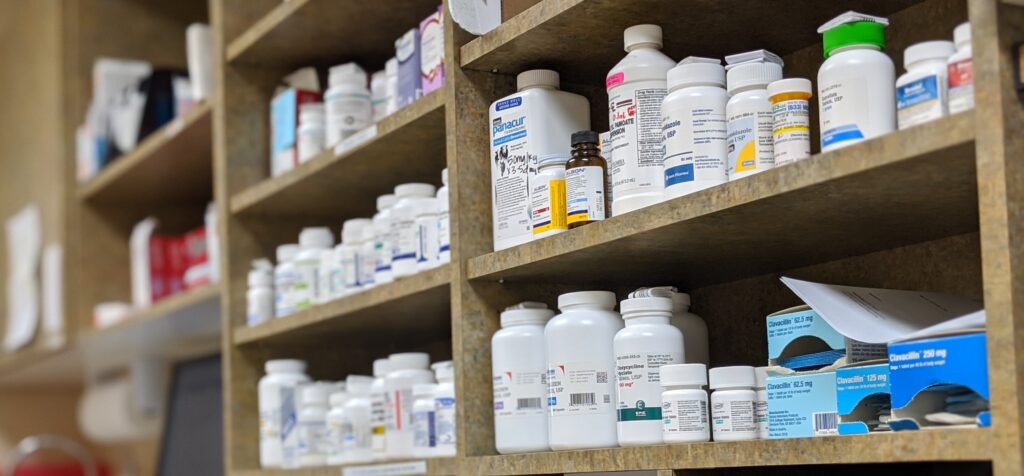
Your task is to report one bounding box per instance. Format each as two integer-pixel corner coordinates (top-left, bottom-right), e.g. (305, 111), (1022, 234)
(822, 21), (887, 58)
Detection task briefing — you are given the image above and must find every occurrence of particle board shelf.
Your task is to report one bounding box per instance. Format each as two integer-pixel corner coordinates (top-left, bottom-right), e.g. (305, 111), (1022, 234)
(468, 113), (978, 288)
(461, 428), (991, 475)
(234, 265), (452, 347)
(0, 343), (80, 388)
(77, 102), (213, 208)
(459, 0), (923, 83)
(226, 0), (442, 69)
(231, 457), (457, 476)
(230, 90), (447, 218)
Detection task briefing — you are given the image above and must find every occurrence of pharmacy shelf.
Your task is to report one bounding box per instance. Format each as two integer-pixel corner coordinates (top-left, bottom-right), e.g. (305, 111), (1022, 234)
(231, 457), (457, 476)
(233, 265), (451, 346)
(460, 0), (923, 82)
(230, 89), (446, 217)
(226, 0), (441, 69)
(461, 428), (991, 474)
(468, 113), (978, 288)
(0, 343), (80, 388)
(77, 102), (213, 207)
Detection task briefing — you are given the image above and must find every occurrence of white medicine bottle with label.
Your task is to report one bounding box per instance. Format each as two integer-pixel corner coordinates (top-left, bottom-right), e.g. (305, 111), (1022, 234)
(370, 358), (392, 460)
(247, 259), (274, 327)
(384, 352), (435, 458)
(662, 57), (728, 200)
(325, 391), (348, 465)
(614, 295), (683, 446)
(947, 22), (974, 114)
(437, 168), (451, 264)
(545, 291), (623, 450)
(896, 40), (955, 130)
(670, 291), (709, 366)
(530, 155), (569, 238)
(432, 361), (456, 457)
(296, 102), (325, 163)
(391, 183), (436, 278)
(816, 12), (895, 151)
(709, 366), (758, 442)
(661, 363), (710, 443)
(566, 131), (609, 228)
(273, 244), (300, 318)
(411, 383), (439, 457)
(489, 69), (590, 251)
(337, 218), (371, 296)
(325, 62), (372, 146)
(341, 375), (375, 464)
(754, 366), (769, 439)
(492, 302), (554, 454)
(259, 359), (311, 469)
(606, 24), (675, 216)
(293, 227), (335, 311)
(725, 50), (783, 181)
(415, 197), (440, 271)
(296, 383), (331, 467)
(372, 195), (398, 285)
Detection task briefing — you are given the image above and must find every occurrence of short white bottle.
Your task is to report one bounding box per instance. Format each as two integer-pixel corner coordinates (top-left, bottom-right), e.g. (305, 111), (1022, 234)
(896, 40), (956, 130)
(373, 194), (398, 285)
(337, 218), (371, 296)
(317, 246), (338, 304)
(766, 78), (813, 166)
(492, 303), (553, 454)
(273, 244), (300, 318)
(411, 383), (439, 458)
(357, 224), (377, 289)
(614, 295), (683, 446)
(437, 169), (451, 264)
(392, 183), (437, 278)
(325, 63), (372, 146)
(670, 292), (709, 366)
(415, 197), (440, 271)
(247, 259), (274, 327)
(546, 291), (623, 450)
(296, 383), (331, 467)
(297, 102), (325, 163)
(371, 69), (389, 122)
(293, 227), (335, 312)
(754, 366), (769, 439)
(325, 391), (348, 465)
(370, 358), (392, 460)
(385, 352), (436, 458)
(342, 375), (375, 464)
(947, 22), (974, 114)
(660, 363), (710, 443)
(662, 57), (729, 199)
(259, 359), (311, 469)
(530, 154), (569, 239)
(385, 57), (399, 116)
(725, 52), (783, 181)
(709, 366), (758, 442)
(432, 361), (456, 457)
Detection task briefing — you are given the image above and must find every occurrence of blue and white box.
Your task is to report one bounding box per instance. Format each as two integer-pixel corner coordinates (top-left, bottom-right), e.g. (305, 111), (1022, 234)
(835, 361), (890, 435)
(766, 369), (839, 439)
(395, 28), (422, 110)
(767, 305), (887, 370)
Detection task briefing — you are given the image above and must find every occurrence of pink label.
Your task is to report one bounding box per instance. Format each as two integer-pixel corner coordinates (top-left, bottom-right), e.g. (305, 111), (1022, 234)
(606, 72), (624, 90)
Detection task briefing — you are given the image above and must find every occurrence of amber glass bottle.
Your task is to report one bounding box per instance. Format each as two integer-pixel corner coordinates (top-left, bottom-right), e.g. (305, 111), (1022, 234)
(565, 130), (609, 228)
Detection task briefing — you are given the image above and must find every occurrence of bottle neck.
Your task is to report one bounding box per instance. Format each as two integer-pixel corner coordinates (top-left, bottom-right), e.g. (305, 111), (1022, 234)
(571, 143), (601, 160)
(561, 302), (610, 311)
(519, 84), (556, 92)
(907, 58), (948, 71)
(830, 44), (882, 56)
(623, 313), (671, 325)
(626, 43), (660, 53)
(664, 384), (704, 391)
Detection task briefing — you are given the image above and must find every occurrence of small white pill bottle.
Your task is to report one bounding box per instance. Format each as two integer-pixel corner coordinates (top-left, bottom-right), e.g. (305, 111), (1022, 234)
(293, 227), (335, 311)
(297, 102), (325, 163)
(411, 383), (439, 458)
(392, 183), (437, 278)
(372, 194), (398, 285)
(662, 56), (729, 199)
(296, 383), (331, 467)
(337, 218), (371, 296)
(247, 259), (274, 327)
(660, 363), (710, 443)
(530, 154), (569, 239)
(708, 365), (758, 442)
(259, 359), (311, 468)
(766, 78), (813, 166)
(437, 168), (451, 264)
(754, 366), (769, 439)
(325, 391), (348, 465)
(947, 22), (974, 114)
(896, 40), (956, 130)
(725, 50), (784, 181)
(432, 361), (457, 457)
(273, 244), (300, 318)
(492, 302), (553, 454)
(415, 197), (440, 271)
(341, 375), (375, 464)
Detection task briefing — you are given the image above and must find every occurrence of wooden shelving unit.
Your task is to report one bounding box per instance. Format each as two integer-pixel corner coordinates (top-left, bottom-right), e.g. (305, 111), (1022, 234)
(210, 0), (1024, 475)
(233, 458), (457, 476)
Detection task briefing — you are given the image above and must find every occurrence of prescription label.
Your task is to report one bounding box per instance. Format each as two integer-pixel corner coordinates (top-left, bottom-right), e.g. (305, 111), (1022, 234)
(531, 177), (567, 234)
(711, 399), (757, 434)
(615, 351), (680, 422)
(493, 368), (547, 419)
(948, 58), (974, 114)
(897, 75), (943, 128)
(819, 78), (867, 149)
(566, 166), (606, 224)
(663, 397), (709, 435)
(548, 361), (614, 417)
(663, 98), (728, 187)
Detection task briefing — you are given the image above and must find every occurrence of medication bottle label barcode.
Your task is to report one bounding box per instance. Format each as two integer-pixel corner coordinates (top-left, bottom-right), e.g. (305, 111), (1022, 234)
(493, 369), (546, 419)
(570, 393), (596, 406)
(517, 398), (543, 410)
(813, 411), (839, 435)
(547, 361), (614, 417)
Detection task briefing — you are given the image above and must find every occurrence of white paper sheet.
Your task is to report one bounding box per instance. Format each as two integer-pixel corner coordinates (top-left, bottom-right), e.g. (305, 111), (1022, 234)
(780, 277), (983, 344)
(4, 205), (42, 352)
(41, 243), (65, 348)
(895, 309), (987, 342)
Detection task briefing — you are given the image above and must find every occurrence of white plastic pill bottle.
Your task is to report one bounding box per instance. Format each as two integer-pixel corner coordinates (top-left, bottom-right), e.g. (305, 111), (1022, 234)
(342, 375), (375, 464)
(662, 57), (728, 200)
(357, 222), (377, 289)
(437, 168), (451, 264)
(725, 50), (783, 181)
(670, 291), (709, 366)
(411, 383), (439, 458)
(316, 245), (338, 304)
(614, 295), (683, 446)
(372, 194), (398, 285)
(273, 244), (300, 318)
(767, 78), (813, 166)
(371, 70), (389, 123)
(545, 291), (623, 450)
(754, 366), (769, 439)
(415, 197), (440, 271)
(297, 102), (325, 163)
(296, 383), (331, 467)
(947, 22), (974, 114)
(432, 361), (457, 457)
(660, 363), (710, 443)
(606, 24), (675, 216)
(897, 40), (955, 130)
(337, 218), (371, 296)
(817, 12), (895, 151)
(492, 302), (554, 454)
(392, 183), (436, 278)
(530, 154), (569, 239)
(370, 358), (392, 460)
(489, 69), (590, 251)
(293, 227), (335, 311)
(247, 259), (274, 327)
(709, 365), (758, 442)
(259, 359), (311, 469)
(385, 352), (436, 458)
(325, 63), (372, 146)
(325, 391), (348, 465)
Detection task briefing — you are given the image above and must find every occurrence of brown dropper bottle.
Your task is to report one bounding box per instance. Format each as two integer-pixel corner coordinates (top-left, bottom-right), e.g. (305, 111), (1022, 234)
(566, 130), (609, 228)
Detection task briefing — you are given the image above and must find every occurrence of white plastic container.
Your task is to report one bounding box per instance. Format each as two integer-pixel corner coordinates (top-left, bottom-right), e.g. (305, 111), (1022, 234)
(325, 63), (372, 146)
(385, 57), (399, 116)
(317, 246), (337, 304)
(274, 244), (300, 318)
(411, 383), (439, 457)
(297, 102), (325, 163)
(437, 168), (451, 264)
(897, 40), (955, 130)
(342, 375), (375, 464)
(247, 259), (274, 327)
(415, 197), (440, 271)
(370, 358), (391, 459)
(371, 70), (390, 122)
(947, 22), (974, 114)
(725, 50), (783, 181)
(545, 291), (623, 450)
(754, 366), (769, 439)
(489, 69), (590, 251)
(606, 25), (676, 216)
(385, 352), (436, 458)
(358, 224), (377, 289)
(373, 194), (398, 285)
(671, 292), (709, 366)
(259, 359), (311, 469)
(660, 363), (710, 443)
(767, 78), (813, 166)
(614, 296), (683, 446)
(293, 228), (335, 312)
(325, 392), (348, 465)
(296, 383), (331, 467)
(817, 12), (895, 151)
(432, 361), (456, 457)
(709, 366), (758, 442)
(492, 302), (553, 454)
(392, 183), (437, 278)
(337, 219), (371, 296)
(530, 154), (569, 239)
(662, 57), (729, 200)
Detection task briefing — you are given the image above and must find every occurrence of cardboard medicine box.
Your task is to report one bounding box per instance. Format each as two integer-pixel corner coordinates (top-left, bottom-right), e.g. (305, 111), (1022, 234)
(835, 361), (891, 435)
(767, 305), (887, 369)
(766, 369), (839, 439)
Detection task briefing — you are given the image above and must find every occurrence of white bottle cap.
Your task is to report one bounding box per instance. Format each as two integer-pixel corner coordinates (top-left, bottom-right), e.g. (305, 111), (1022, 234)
(266, 359), (306, 374)
(388, 352), (430, 370)
(329, 392), (348, 407)
(373, 358), (391, 377)
(248, 259), (273, 286)
(726, 61), (783, 95)
(300, 383), (331, 405)
(953, 22), (971, 49)
(517, 69), (560, 91)
(667, 57), (726, 91)
(299, 227), (335, 249)
(394, 183), (437, 198)
(441, 168), (449, 186)
(413, 383), (439, 397)
(623, 24), (663, 52)
(432, 361), (454, 381)
(276, 244), (300, 263)
(537, 154), (569, 169)
(709, 366), (756, 390)
(346, 375), (374, 396)
(329, 62), (368, 88)
(767, 78), (813, 98)
(414, 197), (438, 216)
(754, 366), (768, 389)
(661, 363), (708, 387)
(724, 49), (784, 68)
(817, 11), (890, 34)
(558, 291), (617, 311)
(342, 218), (372, 243)
(903, 40), (956, 69)
(377, 194), (397, 211)
(501, 303), (554, 327)
(619, 296), (673, 317)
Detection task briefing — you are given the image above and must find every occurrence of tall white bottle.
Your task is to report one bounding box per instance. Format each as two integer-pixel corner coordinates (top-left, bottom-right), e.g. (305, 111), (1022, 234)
(385, 352), (436, 458)
(492, 303), (554, 454)
(662, 57), (729, 199)
(606, 24), (675, 216)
